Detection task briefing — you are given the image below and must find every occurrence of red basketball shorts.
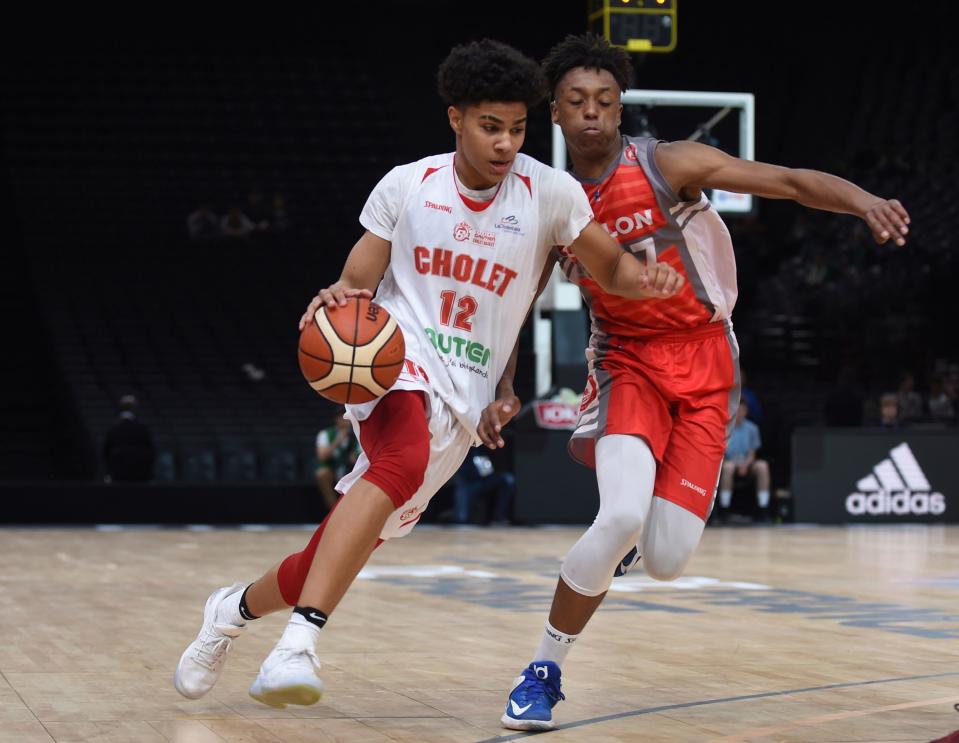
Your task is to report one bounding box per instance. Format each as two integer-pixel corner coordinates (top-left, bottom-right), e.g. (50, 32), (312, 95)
(569, 321), (741, 521)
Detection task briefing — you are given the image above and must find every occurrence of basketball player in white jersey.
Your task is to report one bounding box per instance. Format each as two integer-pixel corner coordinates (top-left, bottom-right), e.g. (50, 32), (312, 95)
(497, 34), (912, 730)
(173, 39), (684, 708)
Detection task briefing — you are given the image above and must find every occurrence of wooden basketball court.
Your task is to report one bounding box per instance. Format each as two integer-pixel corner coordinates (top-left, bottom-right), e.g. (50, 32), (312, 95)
(2, 524), (957, 742)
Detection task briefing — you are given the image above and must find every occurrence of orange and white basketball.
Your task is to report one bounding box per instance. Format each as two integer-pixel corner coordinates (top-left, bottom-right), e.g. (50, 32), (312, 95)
(298, 297), (405, 404)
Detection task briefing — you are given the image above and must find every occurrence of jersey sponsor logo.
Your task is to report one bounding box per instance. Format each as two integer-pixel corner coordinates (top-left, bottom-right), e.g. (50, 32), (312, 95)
(472, 230), (496, 248)
(845, 442), (946, 516)
(495, 214), (523, 235)
(413, 246), (518, 296)
(452, 221), (497, 247)
(424, 327), (492, 369)
(602, 209), (656, 240)
(680, 478), (708, 497)
(454, 221), (471, 242)
(424, 200), (453, 214)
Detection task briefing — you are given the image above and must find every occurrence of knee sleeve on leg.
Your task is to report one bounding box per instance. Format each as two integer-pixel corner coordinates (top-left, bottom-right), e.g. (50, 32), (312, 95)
(277, 502), (386, 606)
(560, 435), (656, 596)
(277, 506), (334, 606)
(358, 391), (430, 508)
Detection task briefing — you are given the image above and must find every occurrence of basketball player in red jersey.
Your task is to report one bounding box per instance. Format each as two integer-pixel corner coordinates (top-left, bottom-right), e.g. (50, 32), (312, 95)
(173, 39), (683, 710)
(499, 33), (911, 731)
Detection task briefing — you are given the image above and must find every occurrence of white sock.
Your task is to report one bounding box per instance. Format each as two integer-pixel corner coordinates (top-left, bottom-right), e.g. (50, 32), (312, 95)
(532, 621), (578, 668)
(276, 613), (322, 651)
(215, 586), (246, 627)
(719, 489), (732, 509)
(758, 490), (770, 508)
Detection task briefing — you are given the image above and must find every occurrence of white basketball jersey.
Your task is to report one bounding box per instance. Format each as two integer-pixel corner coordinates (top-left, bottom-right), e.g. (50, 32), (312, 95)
(359, 152), (593, 435)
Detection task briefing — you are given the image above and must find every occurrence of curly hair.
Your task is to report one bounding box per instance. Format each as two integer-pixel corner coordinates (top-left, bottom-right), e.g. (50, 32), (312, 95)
(542, 33), (634, 99)
(437, 39), (545, 108)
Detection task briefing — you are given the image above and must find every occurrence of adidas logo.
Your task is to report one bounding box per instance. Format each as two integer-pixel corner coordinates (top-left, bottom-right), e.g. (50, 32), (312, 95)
(845, 442), (945, 516)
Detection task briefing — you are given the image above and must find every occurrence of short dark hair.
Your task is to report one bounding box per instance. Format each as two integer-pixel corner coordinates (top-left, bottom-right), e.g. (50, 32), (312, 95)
(437, 39), (545, 109)
(542, 33), (634, 99)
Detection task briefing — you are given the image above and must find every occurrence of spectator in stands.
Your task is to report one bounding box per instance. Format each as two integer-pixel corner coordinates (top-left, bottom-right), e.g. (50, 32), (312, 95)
(877, 392), (902, 429)
(927, 377), (955, 422)
(187, 202), (219, 244)
(102, 394), (156, 483)
(896, 371), (924, 421)
(314, 413), (360, 511)
(448, 453), (515, 525)
(739, 370), (764, 425)
(718, 400), (770, 522)
(221, 206), (257, 241)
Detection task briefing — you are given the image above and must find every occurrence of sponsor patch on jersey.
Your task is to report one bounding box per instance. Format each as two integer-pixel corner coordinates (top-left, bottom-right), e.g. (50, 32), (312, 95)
(495, 214), (523, 235)
(453, 221), (471, 242)
(424, 200), (453, 214)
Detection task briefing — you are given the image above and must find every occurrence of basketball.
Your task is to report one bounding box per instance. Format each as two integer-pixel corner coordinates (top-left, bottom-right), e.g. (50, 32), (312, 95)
(298, 297), (406, 404)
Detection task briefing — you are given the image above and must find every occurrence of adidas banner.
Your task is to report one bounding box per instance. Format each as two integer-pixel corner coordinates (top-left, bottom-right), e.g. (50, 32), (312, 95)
(792, 429), (958, 523)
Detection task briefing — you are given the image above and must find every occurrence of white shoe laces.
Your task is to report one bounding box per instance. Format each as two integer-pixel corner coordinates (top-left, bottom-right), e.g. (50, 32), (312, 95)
(193, 630), (233, 671)
(270, 645), (322, 674)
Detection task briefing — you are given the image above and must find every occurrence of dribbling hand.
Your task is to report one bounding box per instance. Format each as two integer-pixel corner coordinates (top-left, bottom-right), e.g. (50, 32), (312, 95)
(298, 284), (374, 331)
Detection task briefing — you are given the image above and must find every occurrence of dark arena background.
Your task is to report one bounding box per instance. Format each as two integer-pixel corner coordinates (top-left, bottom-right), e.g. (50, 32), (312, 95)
(1, 3), (958, 742)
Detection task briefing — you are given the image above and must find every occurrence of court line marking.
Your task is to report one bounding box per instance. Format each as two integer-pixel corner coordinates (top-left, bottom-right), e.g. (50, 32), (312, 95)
(474, 671), (959, 742)
(709, 694), (959, 741)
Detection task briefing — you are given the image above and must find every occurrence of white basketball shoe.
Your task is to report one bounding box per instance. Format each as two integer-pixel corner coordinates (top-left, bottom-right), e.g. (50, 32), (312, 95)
(249, 621), (324, 708)
(174, 583), (247, 699)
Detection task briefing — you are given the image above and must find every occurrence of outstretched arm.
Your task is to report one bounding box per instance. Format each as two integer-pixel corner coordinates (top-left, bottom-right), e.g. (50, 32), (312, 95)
(655, 140), (911, 246)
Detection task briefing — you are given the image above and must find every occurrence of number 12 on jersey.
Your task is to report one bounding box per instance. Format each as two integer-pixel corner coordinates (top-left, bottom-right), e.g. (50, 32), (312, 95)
(439, 290), (477, 331)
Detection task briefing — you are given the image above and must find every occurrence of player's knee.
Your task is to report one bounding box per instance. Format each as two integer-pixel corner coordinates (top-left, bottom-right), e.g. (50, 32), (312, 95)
(359, 391), (430, 508)
(644, 547), (693, 582)
(363, 434), (429, 508)
(594, 504), (645, 540)
(643, 526), (700, 581)
(754, 459), (769, 474)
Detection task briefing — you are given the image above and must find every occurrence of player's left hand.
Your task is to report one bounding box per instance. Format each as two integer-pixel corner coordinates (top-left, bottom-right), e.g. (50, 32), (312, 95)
(862, 199), (910, 246)
(478, 393), (521, 449)
(638, 263), (684, 299)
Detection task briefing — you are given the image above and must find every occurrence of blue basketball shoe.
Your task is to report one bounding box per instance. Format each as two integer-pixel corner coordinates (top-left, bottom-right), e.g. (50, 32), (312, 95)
(614, 544), (642, 577)
(501, 661), (565, 731)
